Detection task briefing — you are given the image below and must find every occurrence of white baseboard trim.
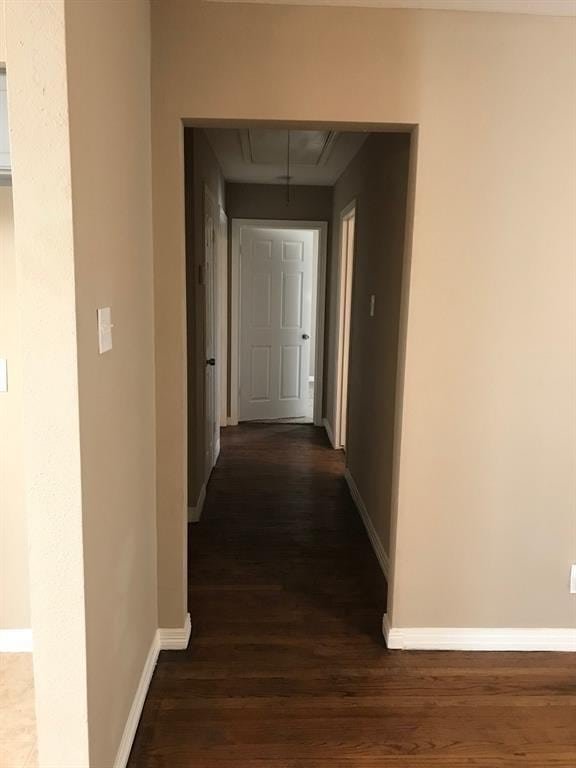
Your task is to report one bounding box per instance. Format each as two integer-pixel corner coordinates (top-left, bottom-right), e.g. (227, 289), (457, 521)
(188, 484), (206, 523)
(113, 631), (160, 768)
(158, 612), (192, 651)
(0, 628), (33, 652)
(113, 613), (192, 768)
(344, 468), (390, 579)
(322, 417), (336, 449)
(383, 614), (576, 652)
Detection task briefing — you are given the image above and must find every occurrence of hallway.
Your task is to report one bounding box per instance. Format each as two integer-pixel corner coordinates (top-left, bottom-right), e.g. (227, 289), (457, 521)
(128, 425), (576, 767)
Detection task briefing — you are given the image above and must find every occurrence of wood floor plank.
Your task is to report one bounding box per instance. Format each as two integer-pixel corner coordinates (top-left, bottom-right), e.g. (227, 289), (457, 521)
(127, 424), (576, 767)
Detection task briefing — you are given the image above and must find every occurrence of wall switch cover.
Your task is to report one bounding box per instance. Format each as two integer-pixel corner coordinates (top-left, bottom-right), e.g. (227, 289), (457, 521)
(369, 295), (376, 317)
(97, 307), (113, 354)
(570, 564), (576, 595)
(0, 358), (7, 392)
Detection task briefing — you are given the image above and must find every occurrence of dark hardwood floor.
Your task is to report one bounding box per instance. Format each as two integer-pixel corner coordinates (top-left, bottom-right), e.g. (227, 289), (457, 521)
(128, 424), (576, 767)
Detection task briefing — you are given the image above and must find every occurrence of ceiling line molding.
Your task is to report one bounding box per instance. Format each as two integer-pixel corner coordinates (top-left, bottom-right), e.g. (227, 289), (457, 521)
(204, 127), (369, 185)
(317, 132), (338, 167)
(239, 131), (252, 164)
(237, 129), (340, 170)
(203, 0), (576, 18)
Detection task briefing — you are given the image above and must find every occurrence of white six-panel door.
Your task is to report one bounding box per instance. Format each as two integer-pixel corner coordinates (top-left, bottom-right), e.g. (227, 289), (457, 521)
(240, 226), (314, 421)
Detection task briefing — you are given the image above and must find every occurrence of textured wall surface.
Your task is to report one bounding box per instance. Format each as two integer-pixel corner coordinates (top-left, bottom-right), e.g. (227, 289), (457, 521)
(5, 1), (90, 763)
(0, 3), (5, 62)
(5, 1), (157, 766)
(0, 187), (30, 630)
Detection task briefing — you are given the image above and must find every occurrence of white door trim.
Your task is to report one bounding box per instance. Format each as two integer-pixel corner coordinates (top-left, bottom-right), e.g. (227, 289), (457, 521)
(333, 200), (357, 449)
(230, 219), (328, 426)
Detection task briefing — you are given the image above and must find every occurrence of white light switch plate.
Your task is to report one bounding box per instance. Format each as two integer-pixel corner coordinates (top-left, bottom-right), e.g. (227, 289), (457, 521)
(0, 358), (7, 392)
(570, 565), (576, 595)
(97, 307), (113, 354)
(369, 295), (376, 317)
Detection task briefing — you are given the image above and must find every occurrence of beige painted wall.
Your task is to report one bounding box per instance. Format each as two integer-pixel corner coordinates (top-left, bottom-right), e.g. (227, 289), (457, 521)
(152, 1), (576, 630)
(5, 1), (157, 765)
(65, 2), (158, 765)
(226, 182), (333, 222)
(329, 133), (411, 558)
(0, 3), (5, 63)
(0, 185), (30, 629)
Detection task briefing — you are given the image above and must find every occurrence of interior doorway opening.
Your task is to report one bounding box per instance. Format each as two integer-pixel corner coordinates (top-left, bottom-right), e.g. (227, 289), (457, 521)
(183, 124), (416, 620)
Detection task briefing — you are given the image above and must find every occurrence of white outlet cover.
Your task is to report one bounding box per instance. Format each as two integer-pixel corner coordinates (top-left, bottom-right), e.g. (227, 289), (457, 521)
(97, 307), (113, 354)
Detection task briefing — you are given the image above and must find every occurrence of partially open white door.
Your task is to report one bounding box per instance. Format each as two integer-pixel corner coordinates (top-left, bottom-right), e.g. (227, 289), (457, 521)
(239, 226), (314, 421)
(204, 188), (219, 473)
(217, 206), (228, 427)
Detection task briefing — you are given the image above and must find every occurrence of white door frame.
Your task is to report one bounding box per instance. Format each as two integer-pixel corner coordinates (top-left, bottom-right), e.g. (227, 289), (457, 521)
(333, 200), (357, 449)
(230, 218), (328, 427)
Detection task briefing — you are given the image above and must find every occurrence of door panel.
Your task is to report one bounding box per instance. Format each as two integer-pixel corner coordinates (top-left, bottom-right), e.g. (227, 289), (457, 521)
(253, 237), (272, 261)
(280, 345), (302, 400)
(240, 226), (314, 421)
(281, 272), (303, 329)
(250, 346), (271, 401)
(282, 240), (303, 262)
(252, 273), (272, 328)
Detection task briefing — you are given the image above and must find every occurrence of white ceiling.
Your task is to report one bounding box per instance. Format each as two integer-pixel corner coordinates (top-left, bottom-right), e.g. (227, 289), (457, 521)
(205, 129), (369, 186)
(206, 0), (576, 16)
